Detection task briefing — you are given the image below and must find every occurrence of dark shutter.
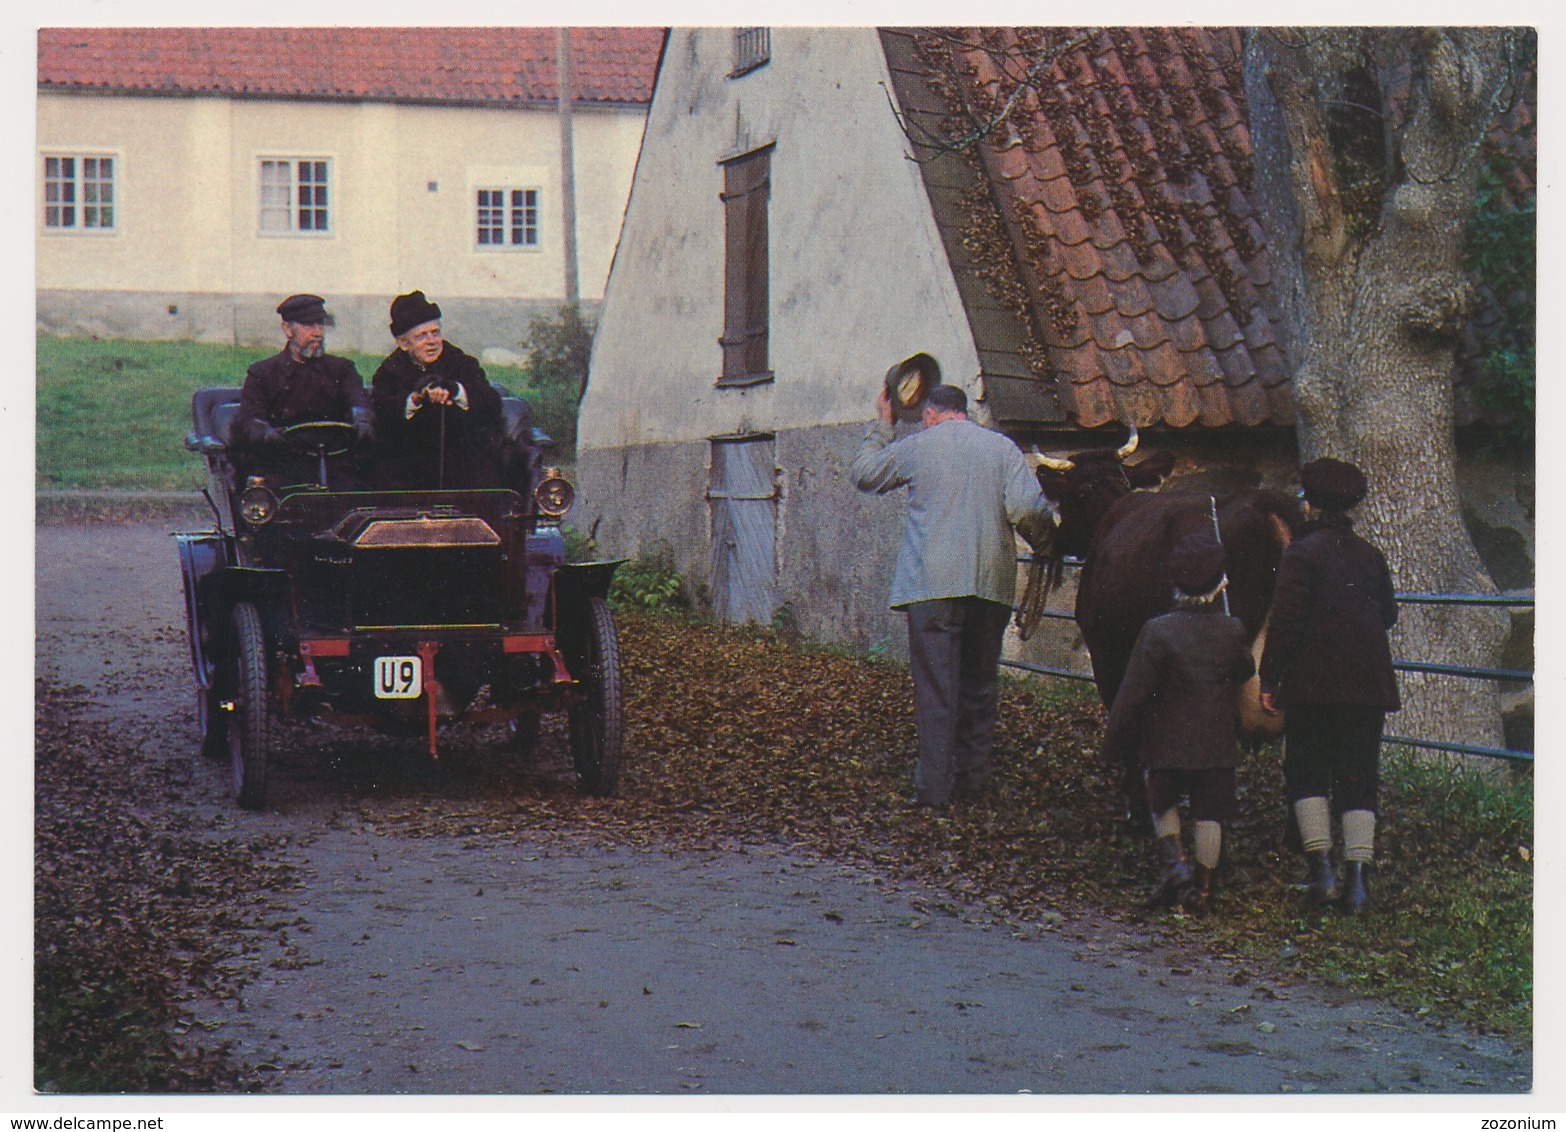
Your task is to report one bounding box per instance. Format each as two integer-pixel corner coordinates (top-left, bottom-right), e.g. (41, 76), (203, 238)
(719, 147), (772, 385)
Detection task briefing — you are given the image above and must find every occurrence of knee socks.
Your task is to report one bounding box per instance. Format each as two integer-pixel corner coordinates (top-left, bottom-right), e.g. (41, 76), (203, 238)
(1193, 820), (1222, 869)
(1294, 795), (1332, 854)
(1342, 809), (1376, 863)
(1152, 806), (1182, 841)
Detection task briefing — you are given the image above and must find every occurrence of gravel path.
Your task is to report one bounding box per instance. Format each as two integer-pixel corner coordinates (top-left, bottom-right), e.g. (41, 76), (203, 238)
(31, 519), (1532, 1098)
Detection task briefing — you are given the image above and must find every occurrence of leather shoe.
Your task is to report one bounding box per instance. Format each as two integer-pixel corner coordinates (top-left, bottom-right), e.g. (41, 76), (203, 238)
(904, 794), (949, 810)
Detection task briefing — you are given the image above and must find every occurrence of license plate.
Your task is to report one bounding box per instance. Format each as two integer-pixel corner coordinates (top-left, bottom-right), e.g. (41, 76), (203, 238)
(373, 656), (423, 699)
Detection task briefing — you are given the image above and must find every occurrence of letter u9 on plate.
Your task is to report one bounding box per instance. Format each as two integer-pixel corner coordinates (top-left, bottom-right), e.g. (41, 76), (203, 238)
(373, 655), (423, 699)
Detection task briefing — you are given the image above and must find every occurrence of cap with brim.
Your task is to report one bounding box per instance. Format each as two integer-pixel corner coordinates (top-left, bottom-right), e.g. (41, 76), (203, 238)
(1169, 531), (1227, 596)
(277, 293), (331, 325)
(1300, 457), (1367, 511)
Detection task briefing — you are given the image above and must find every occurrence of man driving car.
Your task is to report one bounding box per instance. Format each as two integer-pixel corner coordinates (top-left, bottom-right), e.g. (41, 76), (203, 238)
(236, 293), (372, 488)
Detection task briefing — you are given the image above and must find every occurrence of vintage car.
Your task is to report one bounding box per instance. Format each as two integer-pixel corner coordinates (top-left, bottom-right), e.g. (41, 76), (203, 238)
(175, 387), (622, 810)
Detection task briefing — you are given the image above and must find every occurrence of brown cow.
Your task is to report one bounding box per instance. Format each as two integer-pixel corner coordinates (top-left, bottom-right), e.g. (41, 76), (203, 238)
(1023, 428), (1300, 831)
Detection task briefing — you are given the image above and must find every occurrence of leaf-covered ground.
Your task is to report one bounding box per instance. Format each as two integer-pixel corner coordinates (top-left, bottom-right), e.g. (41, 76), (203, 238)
(33, 607), (1531, 1091)
(34, 681), (294, 1092)
(359, 611), (1535, 1042)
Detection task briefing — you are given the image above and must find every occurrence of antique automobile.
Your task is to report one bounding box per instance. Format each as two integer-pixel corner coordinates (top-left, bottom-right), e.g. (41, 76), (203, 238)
(175, 387), (622, 810)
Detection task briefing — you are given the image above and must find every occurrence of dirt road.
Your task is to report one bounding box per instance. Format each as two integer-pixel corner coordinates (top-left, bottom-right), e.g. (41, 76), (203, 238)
(33, 519), (1530, 1096)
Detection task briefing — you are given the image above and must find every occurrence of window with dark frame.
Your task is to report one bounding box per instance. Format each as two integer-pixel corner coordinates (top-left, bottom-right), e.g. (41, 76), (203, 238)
(719, 147), (772, 386)
(43, 154), (115, 230)
(259, 158), (330, 233)
(477, 187), (540, 248)
(732, 27), (770, 76)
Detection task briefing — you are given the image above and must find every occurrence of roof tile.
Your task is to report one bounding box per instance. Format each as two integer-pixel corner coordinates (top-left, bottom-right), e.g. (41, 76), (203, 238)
(38, 27), (663, 106)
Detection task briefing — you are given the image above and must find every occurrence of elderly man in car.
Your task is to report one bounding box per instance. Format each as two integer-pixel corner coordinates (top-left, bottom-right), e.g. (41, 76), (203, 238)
(370, 290), (505, 490)
(236, 293), (372, 488)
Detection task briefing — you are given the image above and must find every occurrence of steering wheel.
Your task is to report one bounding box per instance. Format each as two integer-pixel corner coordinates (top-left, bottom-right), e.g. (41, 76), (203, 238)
(281, 420), (359, 455)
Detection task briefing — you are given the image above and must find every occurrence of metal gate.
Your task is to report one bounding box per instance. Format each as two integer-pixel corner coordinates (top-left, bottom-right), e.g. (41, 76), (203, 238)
(708, 435), (778, 624)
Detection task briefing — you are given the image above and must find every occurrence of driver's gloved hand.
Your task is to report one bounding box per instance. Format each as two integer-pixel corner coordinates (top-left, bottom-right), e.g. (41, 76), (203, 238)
(259, 423), (287, 446)
(351, 407), (375, 443)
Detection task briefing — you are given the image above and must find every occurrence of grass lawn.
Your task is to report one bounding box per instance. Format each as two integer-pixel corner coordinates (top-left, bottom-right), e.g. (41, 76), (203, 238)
(36, 334), (578, 491)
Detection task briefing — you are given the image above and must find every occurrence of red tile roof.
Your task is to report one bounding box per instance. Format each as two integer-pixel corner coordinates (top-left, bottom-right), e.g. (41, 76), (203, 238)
(884, 27), (1292, 433)
(885, 27), (1534, 437)
(38, 27), (664, 107)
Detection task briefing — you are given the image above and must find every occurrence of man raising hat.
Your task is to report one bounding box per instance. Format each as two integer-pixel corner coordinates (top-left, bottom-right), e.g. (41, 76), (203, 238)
(852, 379), (1055, 809)
(236, 294), (372, 487)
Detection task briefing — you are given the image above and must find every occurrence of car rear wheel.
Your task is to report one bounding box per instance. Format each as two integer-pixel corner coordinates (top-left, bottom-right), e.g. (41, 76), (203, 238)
(567, 596), (622, 796)
(228, 601), (271, 810)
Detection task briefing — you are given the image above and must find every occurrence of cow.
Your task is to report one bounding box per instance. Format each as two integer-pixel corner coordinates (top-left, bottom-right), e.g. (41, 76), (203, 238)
(1021, 428), (1301, 831)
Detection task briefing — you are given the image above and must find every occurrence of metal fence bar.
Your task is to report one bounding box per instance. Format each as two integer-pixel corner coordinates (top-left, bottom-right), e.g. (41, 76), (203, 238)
(1395, 592), (1533, 606)
(1008, 578), (1537, 759)
(999, 657), (1097, 683)
(1383, 734), (1534, 763)
(1394, 660), (1532, 682)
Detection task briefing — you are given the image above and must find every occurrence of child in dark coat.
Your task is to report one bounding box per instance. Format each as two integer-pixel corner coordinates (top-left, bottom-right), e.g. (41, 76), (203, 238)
(1101, 531), (1256, 911)
(1259, 457), (1399, 913)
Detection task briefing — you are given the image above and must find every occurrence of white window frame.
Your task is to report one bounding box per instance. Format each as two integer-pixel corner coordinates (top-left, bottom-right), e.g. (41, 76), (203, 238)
(41, 152), (118, 234)
(258, 156), (332, 236)
(475, 186), (541, 251)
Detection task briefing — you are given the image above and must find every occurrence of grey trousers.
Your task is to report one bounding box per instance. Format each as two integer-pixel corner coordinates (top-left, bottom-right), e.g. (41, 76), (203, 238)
(905, 597), (1012, 804)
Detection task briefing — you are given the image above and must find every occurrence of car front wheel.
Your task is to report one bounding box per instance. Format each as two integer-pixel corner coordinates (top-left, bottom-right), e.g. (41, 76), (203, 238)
(228, 601), (271, 810)
(567, 595), (623, 796)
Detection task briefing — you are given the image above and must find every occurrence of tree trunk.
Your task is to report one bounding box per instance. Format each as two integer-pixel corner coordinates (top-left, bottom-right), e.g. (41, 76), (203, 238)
(1244, 28), (1518, 759)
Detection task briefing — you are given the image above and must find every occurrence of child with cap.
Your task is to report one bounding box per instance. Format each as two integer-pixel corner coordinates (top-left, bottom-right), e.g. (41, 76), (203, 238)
(1100, 530), (1257, 911)
(1259, 458), (1399, 913)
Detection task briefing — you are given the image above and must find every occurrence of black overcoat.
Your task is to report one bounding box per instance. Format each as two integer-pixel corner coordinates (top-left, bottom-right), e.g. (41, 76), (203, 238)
(1100, 607), (1256, 772)
(370, 342), (504, 490)
(1257, 512), (1400, 710)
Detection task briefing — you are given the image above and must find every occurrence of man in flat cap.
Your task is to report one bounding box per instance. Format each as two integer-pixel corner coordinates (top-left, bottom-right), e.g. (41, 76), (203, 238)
(852, 380), (1055, 809)
(370, 290), (504, 490)
(236, 294), (372, 487)
(1260, 457), (1401, 913)
(1100, 531), (1257, 913)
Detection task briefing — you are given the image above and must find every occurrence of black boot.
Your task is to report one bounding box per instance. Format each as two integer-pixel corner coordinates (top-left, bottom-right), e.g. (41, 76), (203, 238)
(1146, 835), (1192, 909)
(1304, 849), (1335, 907)
(1340, 860), (1370, 913)
(1188, 865), (1215, 914)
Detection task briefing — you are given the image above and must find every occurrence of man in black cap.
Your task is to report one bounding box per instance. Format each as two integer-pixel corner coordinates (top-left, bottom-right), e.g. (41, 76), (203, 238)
(236, 294), (372, 487)
(1100, 530), (1257, 912)
(1260, 457), (1400, 913)
(370, 291), (504, 490)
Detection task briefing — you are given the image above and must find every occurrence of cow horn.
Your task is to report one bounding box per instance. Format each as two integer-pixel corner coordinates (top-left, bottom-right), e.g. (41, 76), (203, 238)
(1029, 445), (1075, 472)
(1116, 424), (1140, 460)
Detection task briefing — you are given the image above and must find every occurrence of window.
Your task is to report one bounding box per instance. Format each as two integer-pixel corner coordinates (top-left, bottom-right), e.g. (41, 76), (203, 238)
(43, 154), (115, 230)
(260, 158), (330, 233)
(476, 188), (539, 248)
(732, 27), (770, 76)
(719, 147), (772, 385)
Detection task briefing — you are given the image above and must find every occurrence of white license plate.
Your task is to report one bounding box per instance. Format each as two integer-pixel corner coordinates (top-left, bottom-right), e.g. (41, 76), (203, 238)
(373, 656), (423, 699)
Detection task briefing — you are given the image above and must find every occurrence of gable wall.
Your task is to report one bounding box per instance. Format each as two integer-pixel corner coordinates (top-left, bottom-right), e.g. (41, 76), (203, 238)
(578, 27), (992, 651)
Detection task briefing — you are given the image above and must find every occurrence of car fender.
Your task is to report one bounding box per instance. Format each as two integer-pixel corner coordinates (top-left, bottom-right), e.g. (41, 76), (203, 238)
(175, 531), (230, 689)
(553, 560), (622, 604)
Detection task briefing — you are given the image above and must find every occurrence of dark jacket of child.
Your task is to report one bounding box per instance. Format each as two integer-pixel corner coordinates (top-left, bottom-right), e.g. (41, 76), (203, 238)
(1100, 606), (1256, 772)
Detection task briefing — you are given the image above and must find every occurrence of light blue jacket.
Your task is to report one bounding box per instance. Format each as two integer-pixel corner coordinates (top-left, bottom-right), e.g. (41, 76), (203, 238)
(852, 417), (1051, 609)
